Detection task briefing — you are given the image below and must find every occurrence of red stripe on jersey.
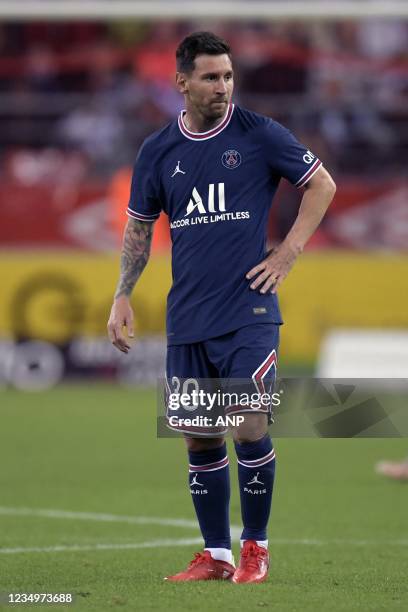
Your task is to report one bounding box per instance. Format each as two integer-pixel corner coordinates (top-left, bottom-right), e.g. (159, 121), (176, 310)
(178, 104), (234, 140)
(126, 208), (159, 222)
(252, 350), (277, 394)
(296, 159), (322, 188)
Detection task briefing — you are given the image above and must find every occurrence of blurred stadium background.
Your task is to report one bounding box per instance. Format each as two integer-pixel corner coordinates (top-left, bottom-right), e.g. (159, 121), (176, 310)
(0, 3), (407, 609)
(1, 1), (407, 390)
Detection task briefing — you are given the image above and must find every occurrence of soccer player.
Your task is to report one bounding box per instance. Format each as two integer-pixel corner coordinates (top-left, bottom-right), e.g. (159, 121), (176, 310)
(107, 32), (336, 583)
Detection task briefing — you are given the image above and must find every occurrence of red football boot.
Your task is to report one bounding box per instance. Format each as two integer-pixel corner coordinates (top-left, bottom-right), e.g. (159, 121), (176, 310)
(232, 540), (269, 584)
(165, 550), (235, 582)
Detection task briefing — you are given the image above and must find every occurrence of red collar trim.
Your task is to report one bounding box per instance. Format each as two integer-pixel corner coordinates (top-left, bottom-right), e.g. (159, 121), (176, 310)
(178, 103), (234, 141)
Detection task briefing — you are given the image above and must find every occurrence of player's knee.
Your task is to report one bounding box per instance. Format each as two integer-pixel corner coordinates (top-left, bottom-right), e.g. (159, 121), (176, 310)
(184, 436), (225, 452)
(231, 413), (268, 444)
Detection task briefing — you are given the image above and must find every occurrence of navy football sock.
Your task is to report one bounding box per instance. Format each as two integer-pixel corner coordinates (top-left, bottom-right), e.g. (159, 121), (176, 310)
(234, 434), (276, 542)
(188, 443), (231, 550)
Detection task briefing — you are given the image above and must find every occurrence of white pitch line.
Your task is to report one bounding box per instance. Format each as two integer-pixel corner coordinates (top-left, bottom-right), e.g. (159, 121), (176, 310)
(0, 538), (204, 555)
(0, 507), (199, 529)
(1, 537), (408, 555)
(268, 538), (408, 546)
(0, 506), (243, 539)
(0, 507), (407, 553)
(0, 506), (242, 539)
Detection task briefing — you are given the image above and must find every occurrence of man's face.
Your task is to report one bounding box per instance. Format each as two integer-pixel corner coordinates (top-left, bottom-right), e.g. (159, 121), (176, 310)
(176, 54), (234, 120)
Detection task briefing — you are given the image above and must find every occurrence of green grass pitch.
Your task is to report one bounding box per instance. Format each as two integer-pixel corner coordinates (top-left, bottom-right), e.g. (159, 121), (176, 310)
(0, 385), (407, 611)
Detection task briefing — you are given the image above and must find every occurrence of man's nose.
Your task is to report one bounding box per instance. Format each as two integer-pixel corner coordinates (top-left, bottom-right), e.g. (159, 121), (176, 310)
(215, 78), (227, 94)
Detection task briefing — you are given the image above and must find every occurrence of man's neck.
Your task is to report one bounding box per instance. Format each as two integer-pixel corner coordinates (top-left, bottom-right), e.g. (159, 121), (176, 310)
(183, 106), (229, 133)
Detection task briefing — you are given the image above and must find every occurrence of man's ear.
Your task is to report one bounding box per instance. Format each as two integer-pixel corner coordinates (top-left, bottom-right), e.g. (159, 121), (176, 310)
(176, 72), (188, 94)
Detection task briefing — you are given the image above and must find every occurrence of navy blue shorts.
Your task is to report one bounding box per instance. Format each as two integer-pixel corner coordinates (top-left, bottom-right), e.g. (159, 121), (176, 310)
(165, 324), (279, 435)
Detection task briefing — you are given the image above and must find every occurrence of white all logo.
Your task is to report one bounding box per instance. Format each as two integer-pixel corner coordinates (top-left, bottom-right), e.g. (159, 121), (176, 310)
(185, 183), (226, 217)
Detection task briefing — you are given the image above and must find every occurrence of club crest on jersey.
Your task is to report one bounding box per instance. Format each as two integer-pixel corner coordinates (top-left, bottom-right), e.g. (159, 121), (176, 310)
(221, 149), (241, 170)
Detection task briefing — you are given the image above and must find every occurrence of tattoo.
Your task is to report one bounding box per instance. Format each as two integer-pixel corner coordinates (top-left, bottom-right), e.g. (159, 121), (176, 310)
(115, 218), (154, 298)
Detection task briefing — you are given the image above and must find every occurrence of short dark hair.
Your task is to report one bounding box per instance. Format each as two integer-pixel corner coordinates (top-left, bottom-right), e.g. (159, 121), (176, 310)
(176, 31), (231, 73)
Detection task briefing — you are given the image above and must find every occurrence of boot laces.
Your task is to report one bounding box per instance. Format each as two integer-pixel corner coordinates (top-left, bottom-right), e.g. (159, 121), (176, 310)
(188, 551), (210, 569)
(242, 543), (264, 570)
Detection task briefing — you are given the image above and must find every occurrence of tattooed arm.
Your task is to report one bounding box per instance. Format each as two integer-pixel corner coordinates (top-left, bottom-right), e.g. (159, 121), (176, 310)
(115, 218), (154, 298)
(107, 218), (154, 353)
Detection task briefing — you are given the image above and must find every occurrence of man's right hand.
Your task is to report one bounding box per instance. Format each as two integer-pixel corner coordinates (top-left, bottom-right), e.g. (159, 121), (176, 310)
(107, 295), (135, 353)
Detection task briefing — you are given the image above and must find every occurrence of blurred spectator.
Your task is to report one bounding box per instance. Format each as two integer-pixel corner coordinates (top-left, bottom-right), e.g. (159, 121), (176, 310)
(5, 148), (87, 187)
(25, 45), (59, 92)
(358, 19), (407, 59)
(57, 100), (127, 171)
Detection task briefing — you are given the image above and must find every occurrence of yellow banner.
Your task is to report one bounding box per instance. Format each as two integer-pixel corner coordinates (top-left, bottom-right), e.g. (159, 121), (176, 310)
(0, 253), (171, 344)
(279, 252), (408, 364)
(0, 252), (407, 363)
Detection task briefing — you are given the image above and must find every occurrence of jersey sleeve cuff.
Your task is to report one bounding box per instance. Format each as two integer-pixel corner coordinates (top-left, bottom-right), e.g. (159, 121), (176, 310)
(126, 207), (160, 222)
(295, 159), (322, 189)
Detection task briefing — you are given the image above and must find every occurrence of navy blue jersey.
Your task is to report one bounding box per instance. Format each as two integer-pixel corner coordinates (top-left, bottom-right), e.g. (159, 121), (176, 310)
(128, 104), (322, 345)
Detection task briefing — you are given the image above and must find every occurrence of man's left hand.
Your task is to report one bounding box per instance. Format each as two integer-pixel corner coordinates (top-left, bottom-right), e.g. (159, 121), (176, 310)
(246, 242), (299, 294)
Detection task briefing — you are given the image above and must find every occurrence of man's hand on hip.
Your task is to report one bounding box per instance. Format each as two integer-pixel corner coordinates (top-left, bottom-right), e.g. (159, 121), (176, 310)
(246, 242), (299, 294)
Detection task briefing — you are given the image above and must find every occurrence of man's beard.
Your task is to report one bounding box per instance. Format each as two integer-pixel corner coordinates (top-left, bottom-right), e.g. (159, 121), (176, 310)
(203, 100), (228, 120)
